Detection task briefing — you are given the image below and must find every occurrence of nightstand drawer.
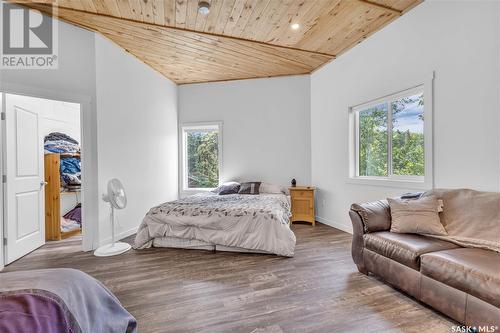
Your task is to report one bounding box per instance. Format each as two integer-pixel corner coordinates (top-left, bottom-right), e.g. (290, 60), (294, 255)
(291, 190), (313, 198)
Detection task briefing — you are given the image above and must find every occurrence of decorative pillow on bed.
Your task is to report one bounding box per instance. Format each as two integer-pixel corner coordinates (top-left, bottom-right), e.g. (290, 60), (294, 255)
(388, 196), (448, 236)
(259, 182), (283, 194)
(238, 182), (261, 195)
(212, 182), (240, 195)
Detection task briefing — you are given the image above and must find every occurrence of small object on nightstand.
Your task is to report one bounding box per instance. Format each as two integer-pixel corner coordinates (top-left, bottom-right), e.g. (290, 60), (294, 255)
(289, 186), (315, 226)
(291, 178), (296, 187)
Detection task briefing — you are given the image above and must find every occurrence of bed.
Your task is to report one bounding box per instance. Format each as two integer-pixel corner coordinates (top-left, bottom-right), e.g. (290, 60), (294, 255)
(134, 192), (296, 257)
(0, 268), (137, 333)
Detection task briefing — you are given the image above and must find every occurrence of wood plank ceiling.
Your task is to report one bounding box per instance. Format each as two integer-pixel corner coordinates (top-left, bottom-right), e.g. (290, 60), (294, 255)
(15, 0), (421, 84)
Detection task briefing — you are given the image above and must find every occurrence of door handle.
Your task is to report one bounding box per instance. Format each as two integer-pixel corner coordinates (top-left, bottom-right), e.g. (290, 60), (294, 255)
(40, 181), (48, 187)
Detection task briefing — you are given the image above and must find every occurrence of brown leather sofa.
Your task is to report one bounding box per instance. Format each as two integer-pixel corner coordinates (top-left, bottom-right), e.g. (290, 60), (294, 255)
(349, 199), (500, 327)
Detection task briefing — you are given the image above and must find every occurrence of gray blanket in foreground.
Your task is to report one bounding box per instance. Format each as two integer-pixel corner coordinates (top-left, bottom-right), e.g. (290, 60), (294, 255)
(134, 193), (296, 257)
(0, 268), (137, 333)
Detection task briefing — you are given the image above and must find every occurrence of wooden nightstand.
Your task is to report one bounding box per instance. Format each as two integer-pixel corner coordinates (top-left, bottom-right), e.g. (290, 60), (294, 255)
(289, 186), (315, 226)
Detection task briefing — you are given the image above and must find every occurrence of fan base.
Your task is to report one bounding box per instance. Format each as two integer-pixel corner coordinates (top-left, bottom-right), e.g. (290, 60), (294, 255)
(94, 242), (132, 257)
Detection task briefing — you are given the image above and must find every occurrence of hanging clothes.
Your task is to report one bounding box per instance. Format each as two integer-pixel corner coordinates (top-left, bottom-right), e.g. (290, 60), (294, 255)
(63, 203), (82, 225)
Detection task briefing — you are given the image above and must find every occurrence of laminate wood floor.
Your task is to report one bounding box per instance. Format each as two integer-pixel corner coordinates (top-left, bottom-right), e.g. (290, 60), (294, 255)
(3, 223), (455, 333)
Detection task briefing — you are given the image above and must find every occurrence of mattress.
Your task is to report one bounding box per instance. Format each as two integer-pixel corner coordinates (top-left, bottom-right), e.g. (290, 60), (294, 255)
(152, 236), (272, 254)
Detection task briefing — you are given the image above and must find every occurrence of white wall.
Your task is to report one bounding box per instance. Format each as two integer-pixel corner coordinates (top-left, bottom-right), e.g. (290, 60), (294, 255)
(179, 75), (311, 189)
(310, 0), (500, 232)
(95, 35), (178, 245)
(44, 101), (81, 143)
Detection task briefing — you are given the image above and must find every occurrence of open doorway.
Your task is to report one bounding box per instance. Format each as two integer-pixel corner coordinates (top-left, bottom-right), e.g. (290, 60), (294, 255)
(44, 100), (82, 243)
(2, 93), (84, 265)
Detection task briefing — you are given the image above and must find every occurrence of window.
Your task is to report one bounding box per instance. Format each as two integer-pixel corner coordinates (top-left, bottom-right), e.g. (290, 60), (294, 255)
(181, 122), (222, 191)
(350, 84), (432, 188)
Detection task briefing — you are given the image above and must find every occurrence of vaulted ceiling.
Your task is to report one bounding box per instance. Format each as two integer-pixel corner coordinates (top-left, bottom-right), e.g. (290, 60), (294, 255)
(15, 0), (421, 84)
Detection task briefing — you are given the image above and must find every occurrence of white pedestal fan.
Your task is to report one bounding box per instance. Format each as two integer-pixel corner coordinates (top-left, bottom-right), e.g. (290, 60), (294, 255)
(94, 178), (132, 257)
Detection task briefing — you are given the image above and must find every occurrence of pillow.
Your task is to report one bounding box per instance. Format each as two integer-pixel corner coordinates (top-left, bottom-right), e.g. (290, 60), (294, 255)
(238, 182), (261, 195)
(259, 182), (283, 194)
(212, 182), (240, 195)
(388, 196), (448, 236)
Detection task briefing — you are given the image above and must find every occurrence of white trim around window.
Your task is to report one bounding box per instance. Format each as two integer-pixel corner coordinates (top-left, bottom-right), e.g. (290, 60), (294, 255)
(347, 72), (434, 190)
(179, 121), (223, 196)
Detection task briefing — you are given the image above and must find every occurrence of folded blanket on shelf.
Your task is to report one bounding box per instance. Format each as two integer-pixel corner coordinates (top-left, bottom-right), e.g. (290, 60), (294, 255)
(61, 172), (81, 186)
(59, 157), (81, 187)
(44, 140), (80, 154)
(44, 132), (80, 154)
(45, 140), (79, 153)
(44, 132), (79, 145)
(60, 157), (81, 174)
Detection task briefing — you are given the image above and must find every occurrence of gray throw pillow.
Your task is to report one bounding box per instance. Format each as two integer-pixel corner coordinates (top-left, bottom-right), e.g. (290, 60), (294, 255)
(219, 183), (241, 195)
(238, 182), (261, 195)
(212, 182), (240, 195)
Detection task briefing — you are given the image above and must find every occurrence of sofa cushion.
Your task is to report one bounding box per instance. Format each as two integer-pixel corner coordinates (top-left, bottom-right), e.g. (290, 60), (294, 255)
(421, 248), (500, 308)
(364, 232), (460, 270)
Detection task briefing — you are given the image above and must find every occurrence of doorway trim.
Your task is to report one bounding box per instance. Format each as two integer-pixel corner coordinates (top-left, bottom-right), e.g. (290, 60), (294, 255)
(0, 82), (98, 269)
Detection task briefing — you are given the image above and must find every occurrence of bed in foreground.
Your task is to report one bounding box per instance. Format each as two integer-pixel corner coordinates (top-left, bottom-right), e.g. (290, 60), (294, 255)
(134, 192), (296, 257)
(0, 268), (137, 333)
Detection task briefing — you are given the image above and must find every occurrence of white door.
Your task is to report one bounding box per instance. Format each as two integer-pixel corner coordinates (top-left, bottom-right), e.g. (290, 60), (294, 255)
(4, 94), (48, 264)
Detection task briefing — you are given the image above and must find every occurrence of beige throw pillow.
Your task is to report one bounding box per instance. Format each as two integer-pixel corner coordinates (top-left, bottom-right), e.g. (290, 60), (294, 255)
(388, 196), (448, 236)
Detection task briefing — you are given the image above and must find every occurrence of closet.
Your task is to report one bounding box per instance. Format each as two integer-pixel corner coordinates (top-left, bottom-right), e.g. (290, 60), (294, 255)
(43, 101), (82, 241)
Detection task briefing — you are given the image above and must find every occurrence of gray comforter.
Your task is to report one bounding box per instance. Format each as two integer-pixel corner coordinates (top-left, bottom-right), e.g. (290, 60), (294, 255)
(134, 193), (296, 256)
(0, 268), (137, 333)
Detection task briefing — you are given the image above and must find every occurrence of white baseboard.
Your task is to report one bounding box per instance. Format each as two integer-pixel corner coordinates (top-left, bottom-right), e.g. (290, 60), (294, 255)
(98, 226), (138, 247)
(316, 216), (353, 234)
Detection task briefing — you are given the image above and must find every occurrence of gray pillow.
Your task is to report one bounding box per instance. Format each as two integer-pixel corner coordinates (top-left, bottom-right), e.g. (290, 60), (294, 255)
(219, 183), (240, 195)
(212, 182), (240, 195)
(238, 182), (261, 195)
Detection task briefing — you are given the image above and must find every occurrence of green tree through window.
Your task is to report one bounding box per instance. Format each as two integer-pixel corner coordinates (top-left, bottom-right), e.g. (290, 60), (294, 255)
(391, 93), (424, 176)
(359, 104), (388, 177)
(186, 130), (219, 188)
(357, 92), (424, 178)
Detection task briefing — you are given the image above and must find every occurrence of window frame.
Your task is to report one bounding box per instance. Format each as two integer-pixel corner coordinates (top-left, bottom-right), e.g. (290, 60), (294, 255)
(179, 121), (223, 195)
(348, 75), (434, 190)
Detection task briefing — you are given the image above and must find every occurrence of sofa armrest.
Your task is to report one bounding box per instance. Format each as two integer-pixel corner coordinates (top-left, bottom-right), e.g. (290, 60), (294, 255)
(349, 210), (367, 273)
(349, 200), (391, 274)
(350, 200), (391, 233)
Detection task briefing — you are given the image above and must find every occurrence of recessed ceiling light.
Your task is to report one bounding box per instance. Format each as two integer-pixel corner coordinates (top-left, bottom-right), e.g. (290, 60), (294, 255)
(198, 1), (210, 15)
(291, 23), (300, 30)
